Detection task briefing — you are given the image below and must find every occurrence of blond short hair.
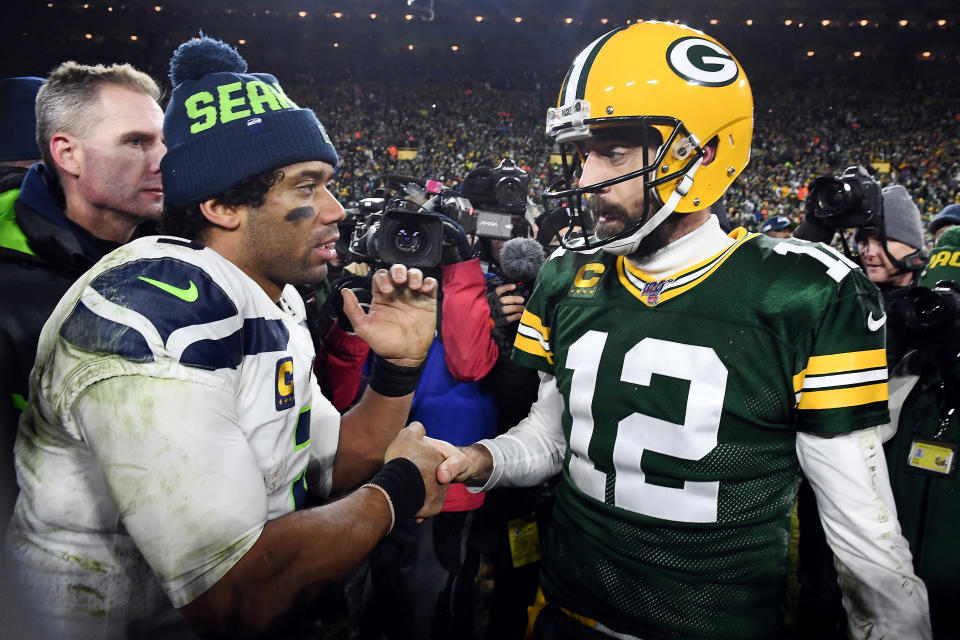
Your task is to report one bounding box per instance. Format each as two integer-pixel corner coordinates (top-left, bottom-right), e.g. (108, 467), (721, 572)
(35, 61), (162, 169)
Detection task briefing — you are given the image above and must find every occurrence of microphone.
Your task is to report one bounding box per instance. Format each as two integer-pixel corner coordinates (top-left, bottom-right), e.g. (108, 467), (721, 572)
(499, 237), (546, 301)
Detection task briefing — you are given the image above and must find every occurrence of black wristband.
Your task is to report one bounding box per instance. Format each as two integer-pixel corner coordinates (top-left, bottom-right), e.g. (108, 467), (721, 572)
(365, 458), (426, 525)
(368, 356), (425, 397)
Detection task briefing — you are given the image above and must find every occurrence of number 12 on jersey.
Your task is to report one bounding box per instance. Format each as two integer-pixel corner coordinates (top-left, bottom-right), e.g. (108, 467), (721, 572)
(565, 331), (727, 523)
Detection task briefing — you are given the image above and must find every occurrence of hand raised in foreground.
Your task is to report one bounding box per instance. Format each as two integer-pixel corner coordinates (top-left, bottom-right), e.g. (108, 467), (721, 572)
(341, 264), (438, 367)
(384, 422), (450, 518)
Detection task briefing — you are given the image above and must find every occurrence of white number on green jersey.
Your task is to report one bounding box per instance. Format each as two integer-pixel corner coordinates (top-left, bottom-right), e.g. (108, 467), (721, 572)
(566, 331), (727, 523)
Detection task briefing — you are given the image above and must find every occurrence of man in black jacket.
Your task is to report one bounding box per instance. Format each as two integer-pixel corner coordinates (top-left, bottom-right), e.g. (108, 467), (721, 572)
(0, 61), (164, 520)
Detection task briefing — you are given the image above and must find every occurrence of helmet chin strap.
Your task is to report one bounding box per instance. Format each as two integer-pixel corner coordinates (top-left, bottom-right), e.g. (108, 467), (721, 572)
(601, 156), (703, 256)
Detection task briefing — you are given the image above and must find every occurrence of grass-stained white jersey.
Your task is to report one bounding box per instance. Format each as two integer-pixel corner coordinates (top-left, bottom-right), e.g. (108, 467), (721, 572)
(512, 228), (889, 639)
(7, 236), (340, 638)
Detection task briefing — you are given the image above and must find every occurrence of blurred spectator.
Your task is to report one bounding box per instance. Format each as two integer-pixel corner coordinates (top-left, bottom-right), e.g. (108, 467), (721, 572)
(0, 77), (44, 167)
(0, 76), (44, 248)
(929, 203), (960, 243)
(760, 214), (792, 238)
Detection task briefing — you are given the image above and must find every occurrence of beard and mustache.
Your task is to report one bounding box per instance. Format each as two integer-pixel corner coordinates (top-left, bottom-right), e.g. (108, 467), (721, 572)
(586, 194), (683, 260)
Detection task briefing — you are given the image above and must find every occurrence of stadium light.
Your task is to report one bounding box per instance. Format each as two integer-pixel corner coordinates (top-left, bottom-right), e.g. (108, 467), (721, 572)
(84, 33), (92, 39)
(745, 19), (753, 26)
(408, 44), (414, 50)
(370, 13), (377, 19)
(859, 19), (869, 26)
(853, 51), (861, 57)
(514, 17), (522, 23)
(405, 14), (413, 21)
(475, 16), (484, 22)
(154, 5), (162, 11)
(564, 17), (573, 24)
(298, 11), (307, 18)
(821, 19), (830, 27)
(937, 19), (946, 26)
(333, 12), (343, 18)
(130, 35), (138, 41)
(784, 19), (793, 26)
(333, 42), (340, 48)
(922, 51), (931, 58)
(806, 50), (815, 57)
(451, 45), (459, 51)
(238, 39), (246, 45)
(899, 19), (909, 27)
(600, 18), (608, 24)
(709, 19), (719, 25)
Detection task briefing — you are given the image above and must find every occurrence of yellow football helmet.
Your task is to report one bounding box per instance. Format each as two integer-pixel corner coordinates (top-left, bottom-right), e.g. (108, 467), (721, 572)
(543, 21), (754, 254)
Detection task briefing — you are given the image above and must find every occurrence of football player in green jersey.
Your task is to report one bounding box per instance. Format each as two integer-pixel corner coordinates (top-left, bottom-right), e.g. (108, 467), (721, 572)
(433, 20), (932, 640)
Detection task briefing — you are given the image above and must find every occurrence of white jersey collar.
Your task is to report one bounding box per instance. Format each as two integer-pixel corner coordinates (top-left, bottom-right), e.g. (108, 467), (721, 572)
(626, 215), (734, 278)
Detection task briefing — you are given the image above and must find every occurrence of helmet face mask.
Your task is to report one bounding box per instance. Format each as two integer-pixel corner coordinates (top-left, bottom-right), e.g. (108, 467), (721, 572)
(543, 117), (704, 252)
(541, 21), (753, 255)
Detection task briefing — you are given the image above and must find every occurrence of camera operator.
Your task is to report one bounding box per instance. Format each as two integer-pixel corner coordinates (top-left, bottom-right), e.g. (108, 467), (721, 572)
(449, 161), (557, 639)
(882, 226), (960, 638)
(793, 170), (928, 638)
(336, 190), (501, 639)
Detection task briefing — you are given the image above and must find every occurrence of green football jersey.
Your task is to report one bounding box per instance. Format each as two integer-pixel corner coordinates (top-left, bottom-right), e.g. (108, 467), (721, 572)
(513, 229), (889, 639)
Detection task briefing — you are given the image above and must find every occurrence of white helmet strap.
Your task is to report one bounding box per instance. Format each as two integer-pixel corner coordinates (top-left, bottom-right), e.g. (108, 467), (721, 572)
(601, 156), (704, 256)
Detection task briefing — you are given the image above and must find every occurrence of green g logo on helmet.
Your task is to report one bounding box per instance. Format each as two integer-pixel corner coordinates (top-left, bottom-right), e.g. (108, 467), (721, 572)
(666, 36), (739, 87)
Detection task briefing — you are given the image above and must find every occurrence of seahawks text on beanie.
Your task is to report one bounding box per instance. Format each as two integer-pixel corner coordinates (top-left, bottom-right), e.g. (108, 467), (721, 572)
(160, 36), (338, 208)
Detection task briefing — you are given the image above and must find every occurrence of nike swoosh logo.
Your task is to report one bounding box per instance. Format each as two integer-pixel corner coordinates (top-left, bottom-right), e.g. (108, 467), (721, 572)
(138, 276), (199, 302)
(867, 311), (886, 332)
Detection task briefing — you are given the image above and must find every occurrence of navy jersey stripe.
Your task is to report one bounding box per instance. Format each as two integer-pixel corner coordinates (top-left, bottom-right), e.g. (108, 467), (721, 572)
(179, 317), (290, 371)
(59, 300), (154, 362)
(89, 257), (237, 344)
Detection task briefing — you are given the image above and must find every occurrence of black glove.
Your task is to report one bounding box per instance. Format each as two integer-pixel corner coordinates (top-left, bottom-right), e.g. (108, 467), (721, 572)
(439, 215), (472, 265)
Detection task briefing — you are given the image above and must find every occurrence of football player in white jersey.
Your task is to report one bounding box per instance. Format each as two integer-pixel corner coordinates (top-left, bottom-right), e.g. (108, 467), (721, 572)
(7, 37), (448, 639)
(432, 21), (931, 640)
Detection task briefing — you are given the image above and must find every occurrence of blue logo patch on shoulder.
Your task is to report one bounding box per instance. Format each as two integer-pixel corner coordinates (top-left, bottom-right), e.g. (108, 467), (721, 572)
(275, 357), (295, 411)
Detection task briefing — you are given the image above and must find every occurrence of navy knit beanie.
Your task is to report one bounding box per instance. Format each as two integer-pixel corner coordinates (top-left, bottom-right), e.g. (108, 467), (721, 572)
(929, 204), (960, 236)
(161, 36), (338, 208)
(0, 76), (44, 162)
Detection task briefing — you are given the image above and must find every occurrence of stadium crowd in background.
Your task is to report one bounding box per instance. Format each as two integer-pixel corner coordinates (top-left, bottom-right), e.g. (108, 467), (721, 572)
(1, 11), (959, 640)
(280, 74), (960, 246)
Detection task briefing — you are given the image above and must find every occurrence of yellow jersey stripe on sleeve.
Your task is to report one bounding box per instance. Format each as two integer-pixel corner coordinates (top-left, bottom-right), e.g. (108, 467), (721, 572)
(514, 333), (554, 364)
(796, 382), (888, 410)
(804, 349), (887, 376)
(793, 371), (805, 394)
(518, 309), (550, 340)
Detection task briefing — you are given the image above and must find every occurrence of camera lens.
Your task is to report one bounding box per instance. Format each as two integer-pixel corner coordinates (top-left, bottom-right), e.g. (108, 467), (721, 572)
(814, 178), (849, 215)
(903, 288), (951, 331)
(394, 228), (423, 253)
(496, 176), (524, 207)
